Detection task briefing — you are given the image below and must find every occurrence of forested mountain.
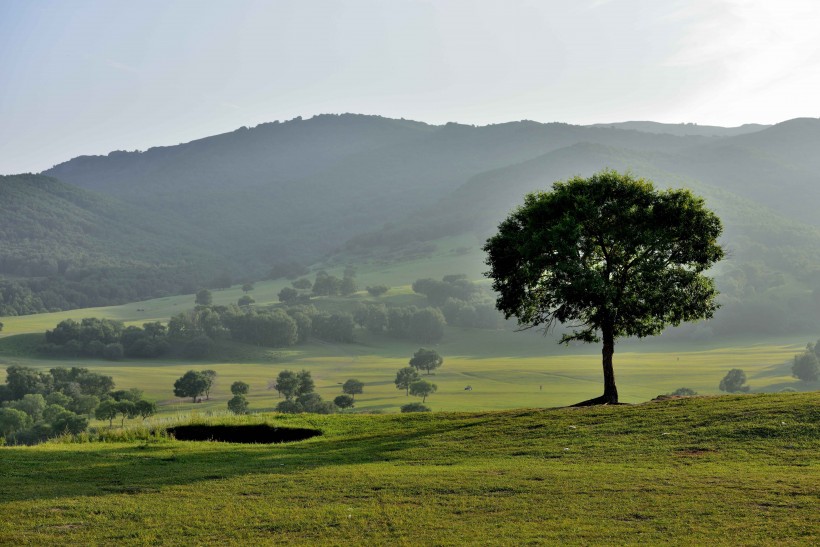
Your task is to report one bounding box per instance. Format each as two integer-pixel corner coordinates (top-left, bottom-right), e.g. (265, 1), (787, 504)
(44, 114), (728, 271)
(2, 114), (819, 325)
(0, 174), (226, 315)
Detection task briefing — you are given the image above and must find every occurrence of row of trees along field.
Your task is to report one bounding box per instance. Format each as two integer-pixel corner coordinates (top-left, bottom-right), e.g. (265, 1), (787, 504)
(0, 366), (155, 445)
(39, 274), (503, 358)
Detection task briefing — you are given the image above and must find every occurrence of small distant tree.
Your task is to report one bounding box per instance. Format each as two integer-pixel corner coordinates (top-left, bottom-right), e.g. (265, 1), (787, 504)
(174, 370), (209, 403)
(409, 348), (443, 375)
(195, 289), (213, 307)
(401, 402), (431, 413)
(334, 394), (355, 409)
(115, 400), (137, 427)
(276, 399), (303, 414)
(296, 370), (314, 397)
(231, 381), (250, 395)
(238, 295), (255, 308)
(342, 379), (364, 399)
(395, 367), (421, 395)
(135, 400), (157, 421)
(202, 370), (217, 400)
(296, 393), (336, 414)
(366, 285), (389, 297)
(242, 283), (254, 293)
(792, 347), (820, 382)
(409, 380), (437, 403)
(670, 387), (697, 396)
(95, 399), (118, 427)
(719, 369), (750, 393)
(227, 395), (249, 414)
(274, 370), (300, 400)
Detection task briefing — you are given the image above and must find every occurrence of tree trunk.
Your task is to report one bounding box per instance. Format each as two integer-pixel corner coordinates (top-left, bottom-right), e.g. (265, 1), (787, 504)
(571, 325), (619, 406)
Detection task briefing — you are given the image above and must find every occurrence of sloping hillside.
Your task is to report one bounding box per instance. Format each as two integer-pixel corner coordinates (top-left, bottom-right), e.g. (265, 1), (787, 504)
(0, 174), (225, 314)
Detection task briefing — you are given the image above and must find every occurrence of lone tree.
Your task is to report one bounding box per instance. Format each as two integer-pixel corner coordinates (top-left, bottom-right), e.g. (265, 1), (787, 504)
(719, 369), (750, 393)
(409, 380), (437, 403)
(409, 348), (443, 375)
(484, 170), (724, 405)
(173, 370), (209, 403)
(342, 379), (364, 399)
(395, 367), (421, 395)
(195, 289), (213, 307)
(792, 346), (819, 382)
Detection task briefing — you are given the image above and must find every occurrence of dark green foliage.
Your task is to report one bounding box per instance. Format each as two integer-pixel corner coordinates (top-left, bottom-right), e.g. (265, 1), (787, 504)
(334, 394), (355, 409)
(408, 308), (446, 343)
(230, 381), (250, 396)
(95, 399), (118, 427)
(184, 335), (214, 359)
(271, 369), (315, 402)
(0, 174), (225, 316)
(0, 362), (133, 441)
(201, 370), (217, 401)
(114, 400), (138, 427)
(241, 283), (254, 293)
(670, 387), (697, 396)
(400, 402), (431, 413)
(412, 275), (479, 306)
(353, 303), (389, 333)
(0, 408), (30, 436)
(342, 379), (364, 399)
(311, 312), (355, 342)
(173, 371), (209, 403)
(278, 287), (300, 304)
(409, 348), (444, 375)
(195, 289), (213, 307)
(312, 271), (342, 296)
(237, 295), (255, 307)
(365, 285), (389, 297)
(792, 346), (819, 382)
(441, 298), (503, 329)
(102, 343), (124, 361)
(227, 395), (249, 415)
(275, 399), (302, 414)
(395, 367), (421, 395)
(296, 393), (336, 414)
(224, 310), (299, 347)
(135, 400), (157, 420)
(719, 369), (751, 393)
(409, 380), (437, 403)
(484, 171), (724, 404)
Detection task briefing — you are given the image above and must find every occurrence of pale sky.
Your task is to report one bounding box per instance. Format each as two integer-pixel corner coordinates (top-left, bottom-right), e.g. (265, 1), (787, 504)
(1, 0), (819, 174)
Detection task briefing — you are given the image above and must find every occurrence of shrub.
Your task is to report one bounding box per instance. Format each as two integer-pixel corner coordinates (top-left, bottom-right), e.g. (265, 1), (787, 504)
(401, 402), (431, 413)
(227, 395), (249, 415)
(334, 394), (354, 409)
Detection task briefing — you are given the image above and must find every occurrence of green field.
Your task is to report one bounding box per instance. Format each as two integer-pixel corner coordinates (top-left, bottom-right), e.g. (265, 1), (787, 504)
(1, 393), (817, 544)
(1, 263), (816, 417)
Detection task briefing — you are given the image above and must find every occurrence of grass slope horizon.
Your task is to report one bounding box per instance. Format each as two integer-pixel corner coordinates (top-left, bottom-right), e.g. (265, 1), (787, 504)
(1, 393), (817, 544)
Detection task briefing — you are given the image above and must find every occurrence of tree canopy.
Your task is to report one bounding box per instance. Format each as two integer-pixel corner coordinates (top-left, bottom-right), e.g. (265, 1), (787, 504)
(484, 170), (724, 404)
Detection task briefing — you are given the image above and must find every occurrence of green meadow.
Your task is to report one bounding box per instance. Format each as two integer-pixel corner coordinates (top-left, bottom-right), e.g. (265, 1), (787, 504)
(0, 393), (817, 544)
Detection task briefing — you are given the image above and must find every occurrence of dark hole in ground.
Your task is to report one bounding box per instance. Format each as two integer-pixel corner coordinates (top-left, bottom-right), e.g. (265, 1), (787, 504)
(167, 424), (322, 444)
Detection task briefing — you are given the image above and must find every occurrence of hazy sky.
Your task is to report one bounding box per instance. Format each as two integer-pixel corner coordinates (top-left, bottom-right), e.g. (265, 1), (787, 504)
(1, 0), (819, 174)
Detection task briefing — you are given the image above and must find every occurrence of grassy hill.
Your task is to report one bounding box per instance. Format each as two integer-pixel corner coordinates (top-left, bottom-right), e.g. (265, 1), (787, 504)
(0, 393), (817, 544)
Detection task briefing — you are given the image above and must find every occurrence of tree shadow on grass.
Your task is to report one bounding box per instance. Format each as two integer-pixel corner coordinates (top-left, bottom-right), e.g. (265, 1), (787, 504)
(0, 418), (471, 503)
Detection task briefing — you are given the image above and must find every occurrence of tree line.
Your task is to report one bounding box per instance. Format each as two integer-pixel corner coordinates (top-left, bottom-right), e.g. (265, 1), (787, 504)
(0, 365), (154, 445)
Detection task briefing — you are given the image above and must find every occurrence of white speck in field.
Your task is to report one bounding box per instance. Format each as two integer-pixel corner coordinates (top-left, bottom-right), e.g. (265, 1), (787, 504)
(568, 425), (577, 429)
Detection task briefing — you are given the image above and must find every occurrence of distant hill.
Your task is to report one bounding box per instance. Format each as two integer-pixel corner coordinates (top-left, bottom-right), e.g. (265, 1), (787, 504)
(0, 113), (815, 326)
(588, 120), (769, 137)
